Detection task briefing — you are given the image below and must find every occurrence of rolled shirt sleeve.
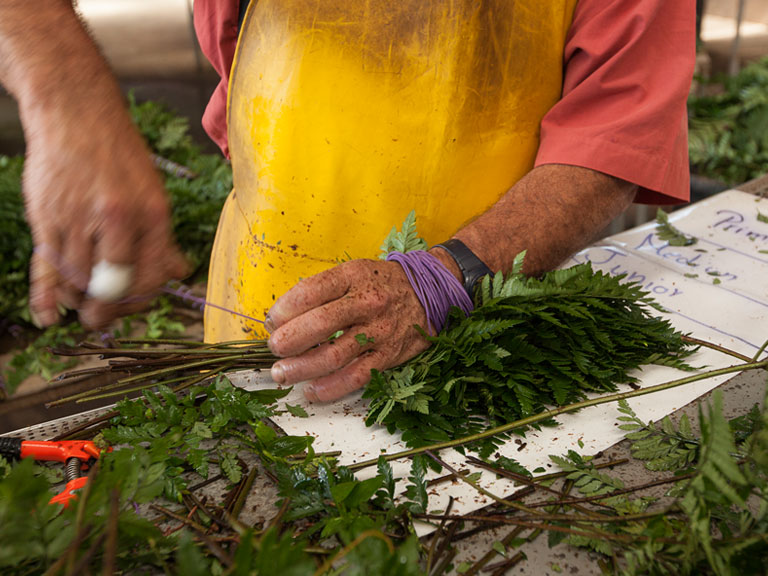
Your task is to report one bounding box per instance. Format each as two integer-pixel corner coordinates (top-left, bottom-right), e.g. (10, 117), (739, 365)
(193, 0), (240, 158)
(536, 0), (696, 204)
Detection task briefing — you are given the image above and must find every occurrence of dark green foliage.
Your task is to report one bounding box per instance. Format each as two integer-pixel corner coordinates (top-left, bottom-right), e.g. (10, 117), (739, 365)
(494, 455), (534, 478)
(618, 398), (764, 475)
(236, 528), (317, 576)
(560, 388), (768, 575)
(550, 450), (648, 518)
(137, 295), (186, 339)
(103, 375), (280, 500)
(403, 455), (428, 514)
(1, 212), (762, 574)
(364, 260), (695, 456)
(0, 446), (168, 573)
(0, 459), (72, 568)
(3, 323), (84, 396)
(633, 389), (768, 575)
(0, 376), (427, 574)
(264, 451), (428, 574)
(689, 57), (768, 185)
(162, 153), (232, 277)
(0, 155), (31, 324)
(128, 94), (232, 279)
(729, 402), (762, 444)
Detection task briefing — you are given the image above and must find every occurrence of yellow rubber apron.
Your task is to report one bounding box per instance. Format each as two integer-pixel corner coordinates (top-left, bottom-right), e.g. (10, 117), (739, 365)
(205, 0), (578, 342)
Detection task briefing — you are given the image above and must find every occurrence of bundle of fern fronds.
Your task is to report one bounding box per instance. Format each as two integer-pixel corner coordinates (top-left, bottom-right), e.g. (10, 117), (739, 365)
(364, 254), (697, 457)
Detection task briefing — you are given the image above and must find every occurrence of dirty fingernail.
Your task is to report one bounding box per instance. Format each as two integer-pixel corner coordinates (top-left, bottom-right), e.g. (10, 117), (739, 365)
(271, 363), (285, 383)
(264, 313), (275, 334)
(30, 310), (43, 329)
(304, 385), (319, 403)
(31, 309), (58, 328)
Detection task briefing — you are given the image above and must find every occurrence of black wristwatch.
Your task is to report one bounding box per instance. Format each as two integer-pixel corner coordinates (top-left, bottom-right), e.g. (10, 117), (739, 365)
(435, 238), (493, 298)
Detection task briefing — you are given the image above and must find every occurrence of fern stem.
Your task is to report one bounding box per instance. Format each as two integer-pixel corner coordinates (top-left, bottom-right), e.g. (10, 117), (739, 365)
(510, 509), (684, 524)
(681, 335), (754, 363)
(414, 513), (671, 543)
(463, 478), (577, 576)
(526, 458), (630, 483)
(425, 496), (454, 576)
(465, 455), (620, 515)
(230, 465), (259, 521)
(462, 526), (528, 576)
(751, 337), (768, 362)
(56, 347), (269, 358)
(424, 450), (543, 516)
(114, 356), (254, 385)
(74, 365), (230, 403)
(481, 519), (667, 544)
(350, 359), (768, 472)
(115, 338), (211, 346)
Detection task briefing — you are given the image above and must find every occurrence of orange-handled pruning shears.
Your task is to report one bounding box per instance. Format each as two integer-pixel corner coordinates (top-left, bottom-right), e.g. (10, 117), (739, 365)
(0, 438), (111, 507)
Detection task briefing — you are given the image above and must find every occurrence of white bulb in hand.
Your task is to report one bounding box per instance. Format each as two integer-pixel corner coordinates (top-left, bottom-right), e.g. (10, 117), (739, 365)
(87, 260), (134, 302)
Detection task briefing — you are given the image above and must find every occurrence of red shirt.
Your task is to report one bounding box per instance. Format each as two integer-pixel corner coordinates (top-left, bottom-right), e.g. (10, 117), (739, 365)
(193, 1), (239, 159)
(194, 0), (694, 204)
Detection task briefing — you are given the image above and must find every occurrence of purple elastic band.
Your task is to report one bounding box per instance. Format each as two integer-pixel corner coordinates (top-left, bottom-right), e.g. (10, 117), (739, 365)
(386, 250), (474, 335)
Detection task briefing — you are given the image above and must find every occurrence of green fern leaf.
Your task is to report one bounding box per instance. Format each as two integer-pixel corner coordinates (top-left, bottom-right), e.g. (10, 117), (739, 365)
(379, 210), (428, 258)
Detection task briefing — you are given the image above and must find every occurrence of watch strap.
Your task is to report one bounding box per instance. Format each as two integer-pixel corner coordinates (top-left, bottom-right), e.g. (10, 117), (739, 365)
(435, 238), (492, 298)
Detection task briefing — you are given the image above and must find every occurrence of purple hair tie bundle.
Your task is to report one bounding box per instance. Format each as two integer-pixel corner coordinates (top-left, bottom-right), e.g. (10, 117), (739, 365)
(386, 250), (474, 335)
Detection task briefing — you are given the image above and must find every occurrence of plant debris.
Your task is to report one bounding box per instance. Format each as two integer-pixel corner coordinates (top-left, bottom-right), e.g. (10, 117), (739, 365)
(655, 208), (698, 247)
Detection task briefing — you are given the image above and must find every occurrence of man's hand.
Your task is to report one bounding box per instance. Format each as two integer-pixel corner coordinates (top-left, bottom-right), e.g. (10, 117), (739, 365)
(23, 105), (188, 328)
(0, 1), (187, 327)
(266, 259), (439, 402)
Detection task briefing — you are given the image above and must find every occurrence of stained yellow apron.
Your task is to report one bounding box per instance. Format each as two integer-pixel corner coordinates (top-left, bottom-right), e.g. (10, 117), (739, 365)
(205, 0), (578, 342)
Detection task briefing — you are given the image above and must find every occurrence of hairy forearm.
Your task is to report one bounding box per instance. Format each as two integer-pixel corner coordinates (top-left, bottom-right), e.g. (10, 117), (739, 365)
(433, 164), (637, 278)
(0, 0), (124, 132)
(0, 1), (187, 329)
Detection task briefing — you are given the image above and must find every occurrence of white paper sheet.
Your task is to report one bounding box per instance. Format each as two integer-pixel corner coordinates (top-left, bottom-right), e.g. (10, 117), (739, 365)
(229, 189), (768, 533)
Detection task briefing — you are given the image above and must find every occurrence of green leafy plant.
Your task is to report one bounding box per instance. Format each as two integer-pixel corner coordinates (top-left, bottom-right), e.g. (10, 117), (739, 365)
(689, 57), (768, 185)
(122, 295), (187, 340)
(3, 211), (766, 574)
(365, 215), (695, 458)
(102, 376), (287, 500)
(378, 210), (428, 258)
(0, 155), (31, 324)
(3, 341), (767, 574)
(128, 94), (232, 279)
(474, 384), (762, 576)
(2, 323), (84, 396)
(0, 375), (428, 574)
(617, 399), (700, 472)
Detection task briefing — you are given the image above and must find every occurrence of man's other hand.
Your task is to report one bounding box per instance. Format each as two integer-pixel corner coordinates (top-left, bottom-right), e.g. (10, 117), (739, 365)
(23, 102), (188, 328)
